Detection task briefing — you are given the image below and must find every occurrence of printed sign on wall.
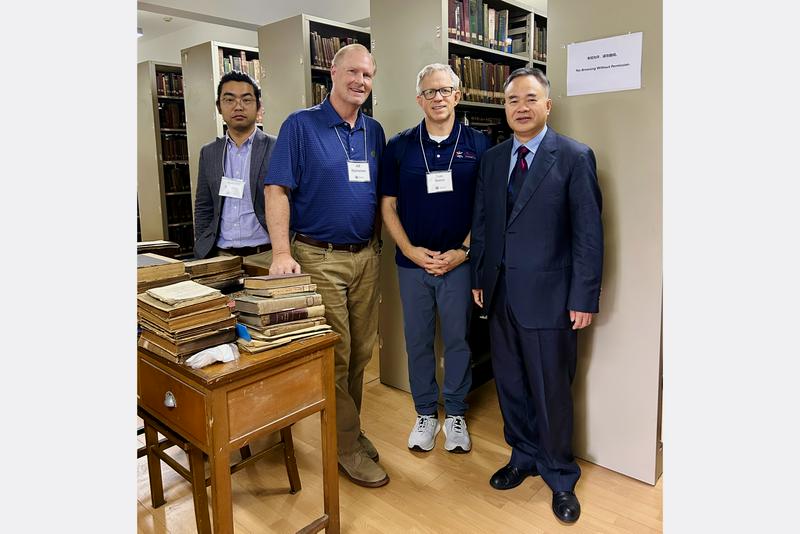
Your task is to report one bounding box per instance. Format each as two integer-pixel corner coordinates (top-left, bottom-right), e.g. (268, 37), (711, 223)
(567, 32), (643, 96)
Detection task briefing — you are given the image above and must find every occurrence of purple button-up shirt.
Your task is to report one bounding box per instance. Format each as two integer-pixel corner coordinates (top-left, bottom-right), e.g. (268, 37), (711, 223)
(216, 128), (269, 249)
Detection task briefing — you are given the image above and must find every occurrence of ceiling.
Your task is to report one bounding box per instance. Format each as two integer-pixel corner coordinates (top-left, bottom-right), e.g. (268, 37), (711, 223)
(137, 0), (547, 41)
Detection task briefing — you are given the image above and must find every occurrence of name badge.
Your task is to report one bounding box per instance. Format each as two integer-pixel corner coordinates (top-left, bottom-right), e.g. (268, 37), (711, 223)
(219, 176), (245, 198)
(347, 161), (371, 182)
(426, 170), (454, 194)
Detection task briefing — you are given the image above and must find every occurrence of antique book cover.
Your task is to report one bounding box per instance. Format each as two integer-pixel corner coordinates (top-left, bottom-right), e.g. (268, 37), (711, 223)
(243, 273), (312, 290)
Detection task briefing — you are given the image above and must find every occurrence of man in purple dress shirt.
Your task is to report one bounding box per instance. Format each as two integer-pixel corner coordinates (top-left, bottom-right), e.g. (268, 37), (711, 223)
(193, 71), (277, 270)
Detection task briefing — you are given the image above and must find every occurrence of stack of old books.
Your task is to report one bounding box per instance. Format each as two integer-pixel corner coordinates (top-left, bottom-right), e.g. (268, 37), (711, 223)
(137, 280), (236, 363)
(137, 253), (190, 293)
(183, 256), (244, 292)
(233, 273), (332, 353)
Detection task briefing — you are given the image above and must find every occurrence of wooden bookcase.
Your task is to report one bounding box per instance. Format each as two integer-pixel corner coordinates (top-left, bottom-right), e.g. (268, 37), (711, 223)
(369, 0), (546, 393)
(137, 61), (194, 257)
(257, 14), (372, 135)
(180, 41), (263, 236)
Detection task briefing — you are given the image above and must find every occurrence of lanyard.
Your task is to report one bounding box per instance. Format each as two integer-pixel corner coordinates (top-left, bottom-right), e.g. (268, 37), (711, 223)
(334, 116), (368, 162)
(419, 122), (462, 174)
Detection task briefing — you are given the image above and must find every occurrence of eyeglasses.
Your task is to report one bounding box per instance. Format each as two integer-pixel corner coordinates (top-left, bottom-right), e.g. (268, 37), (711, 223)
(220, 96), (257, 107)
(419, 86), (456, 100)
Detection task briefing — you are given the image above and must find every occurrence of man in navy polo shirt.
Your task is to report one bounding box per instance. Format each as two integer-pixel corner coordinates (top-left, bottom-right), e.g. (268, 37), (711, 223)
(264, 44), (388, 488)
(381, 63), (490, 455)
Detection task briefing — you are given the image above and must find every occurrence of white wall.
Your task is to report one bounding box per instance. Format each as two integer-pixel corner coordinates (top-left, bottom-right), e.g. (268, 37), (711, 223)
(138, 20), (258, 64)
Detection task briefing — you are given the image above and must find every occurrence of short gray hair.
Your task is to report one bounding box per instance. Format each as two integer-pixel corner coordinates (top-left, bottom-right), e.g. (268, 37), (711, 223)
(415, 63), (460, 95)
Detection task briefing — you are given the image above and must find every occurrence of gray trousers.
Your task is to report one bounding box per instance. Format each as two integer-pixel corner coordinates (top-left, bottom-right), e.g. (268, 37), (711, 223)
(397, 263), (473, 416)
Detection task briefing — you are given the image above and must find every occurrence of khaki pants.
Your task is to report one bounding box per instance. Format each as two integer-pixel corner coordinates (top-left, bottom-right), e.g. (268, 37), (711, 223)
(216, 249), (273, 270)
(292, 238), (380, 455)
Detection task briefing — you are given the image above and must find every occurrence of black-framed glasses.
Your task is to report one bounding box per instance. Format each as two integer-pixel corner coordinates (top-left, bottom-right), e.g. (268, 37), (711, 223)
(419, 86), (456, 100)
(220, 96), (256, 107)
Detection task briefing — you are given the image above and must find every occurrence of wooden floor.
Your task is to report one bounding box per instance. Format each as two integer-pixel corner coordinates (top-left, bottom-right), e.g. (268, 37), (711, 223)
(137, 353), (663, 533)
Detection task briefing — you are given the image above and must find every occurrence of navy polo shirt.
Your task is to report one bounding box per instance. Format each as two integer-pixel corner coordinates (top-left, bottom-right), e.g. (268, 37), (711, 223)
(381, 120), (490, 268)
(265, 97), (386, 244)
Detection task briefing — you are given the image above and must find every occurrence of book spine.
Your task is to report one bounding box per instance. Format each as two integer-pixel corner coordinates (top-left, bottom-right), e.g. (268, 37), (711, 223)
(259, 307), (319, 325)
(257, 294), (322, 313)
(448, 0), (456, 39)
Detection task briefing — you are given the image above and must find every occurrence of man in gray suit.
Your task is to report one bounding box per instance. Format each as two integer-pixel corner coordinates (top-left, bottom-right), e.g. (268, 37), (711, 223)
(193, 71), (276, 269)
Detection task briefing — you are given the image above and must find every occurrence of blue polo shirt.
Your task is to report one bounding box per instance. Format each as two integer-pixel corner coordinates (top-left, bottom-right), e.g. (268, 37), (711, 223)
(265, 97), (386, 244)
(381, 120), (490, 268)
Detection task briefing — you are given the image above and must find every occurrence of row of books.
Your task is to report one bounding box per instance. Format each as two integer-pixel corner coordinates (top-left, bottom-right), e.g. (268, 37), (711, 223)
(163, 164), (191, 194)
(158, 101), (185, 130)
(160, 134), (188, 161)
(184, 255), (244, 292)
(138, 280), (237, 363)
(233, 273), (332, 354)
(137, 257), (333, 363)
(217, 49), (263, 80)
(532, 20), (548, 62)
(448, 0), (530, 55)
(461, 111), (502, 127)
(312, 82), (330, 106)
(156, 71), (184, 97)
(167, 224), (194, 255)
(137, 254), (244, 294)
(165, 195), (193, 225)
(310, 33), (361, 69)
(450, 54), (511, 105)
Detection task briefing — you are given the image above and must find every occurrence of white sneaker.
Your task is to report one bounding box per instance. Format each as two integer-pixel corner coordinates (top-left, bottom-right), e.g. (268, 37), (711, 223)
(407, 415), (441, 452)
(443, 415), (471, 453)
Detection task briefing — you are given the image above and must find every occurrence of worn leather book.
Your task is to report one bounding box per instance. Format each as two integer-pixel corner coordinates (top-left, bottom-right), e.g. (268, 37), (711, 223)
(137, 291), (228, 320)
(138, 327), (236, 362)
(244, 284), (317, 298)
(183, 255), (242, 276)
(236, 304), (326, 326)
(243, 273), (312, 290)
(137, 253), (185, 283)
(239, 316), (326, 336)
(234, 293), (322, 315)
(138, 305), (233, 331)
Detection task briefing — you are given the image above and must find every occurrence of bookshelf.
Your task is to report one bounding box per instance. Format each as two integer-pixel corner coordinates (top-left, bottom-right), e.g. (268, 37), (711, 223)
(257, 14), (372, 135)
(137, 61), (194, 257)
(180, 41), (263, 241)
(369, 0), (546, 393)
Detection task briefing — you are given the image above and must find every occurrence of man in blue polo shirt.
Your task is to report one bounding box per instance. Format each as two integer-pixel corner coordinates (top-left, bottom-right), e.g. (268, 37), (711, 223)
(381, 63), (490, 455)
(265, 44), (388, 488)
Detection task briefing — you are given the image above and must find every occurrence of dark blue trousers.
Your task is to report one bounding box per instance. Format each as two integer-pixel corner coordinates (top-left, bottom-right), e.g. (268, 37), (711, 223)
(488, 276), (580, 492)
(397, 263), (473, 416)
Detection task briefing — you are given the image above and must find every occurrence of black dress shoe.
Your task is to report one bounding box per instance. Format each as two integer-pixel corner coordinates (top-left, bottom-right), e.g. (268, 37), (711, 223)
(552, 491), (581, 523)
(489, 464), (538, 490)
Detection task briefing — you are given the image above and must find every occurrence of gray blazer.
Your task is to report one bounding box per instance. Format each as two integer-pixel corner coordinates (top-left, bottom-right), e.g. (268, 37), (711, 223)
(193, 128), (277, 259)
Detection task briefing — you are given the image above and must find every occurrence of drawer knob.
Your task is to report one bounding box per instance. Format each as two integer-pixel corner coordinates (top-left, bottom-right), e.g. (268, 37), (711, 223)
(164, 391), (177, 408)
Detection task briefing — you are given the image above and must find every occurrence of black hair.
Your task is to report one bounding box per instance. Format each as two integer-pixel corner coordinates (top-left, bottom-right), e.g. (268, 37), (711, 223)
(216, 71), (262, 109)
(503, 67), (550, 96)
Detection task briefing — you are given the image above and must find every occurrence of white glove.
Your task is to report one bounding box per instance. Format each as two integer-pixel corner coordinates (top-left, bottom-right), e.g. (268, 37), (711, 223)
(184, 343), (240, 369)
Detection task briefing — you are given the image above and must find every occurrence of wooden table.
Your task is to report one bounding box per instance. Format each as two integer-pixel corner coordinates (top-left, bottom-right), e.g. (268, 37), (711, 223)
(138, 332), (340, 534)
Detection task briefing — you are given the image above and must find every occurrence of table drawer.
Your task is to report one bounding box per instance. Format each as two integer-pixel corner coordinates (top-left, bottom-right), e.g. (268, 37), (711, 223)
(138, 358), (208, 447)
(227, 353), (325, 441)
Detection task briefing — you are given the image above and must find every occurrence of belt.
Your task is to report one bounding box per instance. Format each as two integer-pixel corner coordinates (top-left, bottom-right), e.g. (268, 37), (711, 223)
(217, 243), (272, 256)
(294, 233), (369, 253)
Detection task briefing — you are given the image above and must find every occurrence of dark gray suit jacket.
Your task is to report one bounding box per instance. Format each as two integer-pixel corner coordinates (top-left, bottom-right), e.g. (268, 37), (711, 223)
(470, 127), (603, 329)
(193, 128), (277, 259)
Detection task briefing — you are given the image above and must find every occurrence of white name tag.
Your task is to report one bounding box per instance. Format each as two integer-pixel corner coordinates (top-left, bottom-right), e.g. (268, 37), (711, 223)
(426, 170), (454, 193)
(347, 161), (371, 182)
(219, 176), (245, 198)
